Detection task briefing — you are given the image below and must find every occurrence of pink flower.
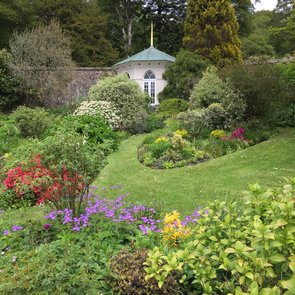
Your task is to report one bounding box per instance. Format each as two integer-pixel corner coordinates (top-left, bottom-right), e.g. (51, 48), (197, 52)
(43, 223), (52, 230)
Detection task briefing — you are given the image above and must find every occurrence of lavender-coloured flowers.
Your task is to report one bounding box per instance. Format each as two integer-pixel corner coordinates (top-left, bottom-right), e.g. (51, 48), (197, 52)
(3, 230), (9, 236)
(11, 225), (24, 232)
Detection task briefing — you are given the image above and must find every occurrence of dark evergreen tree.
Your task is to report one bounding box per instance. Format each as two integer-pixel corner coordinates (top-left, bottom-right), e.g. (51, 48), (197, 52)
(0, 0), (33, 48)
(184, 0), (242, 67)
(142, 0), (186, 55)
(159, 50), (209, 101)
(32, 0), (118, 66)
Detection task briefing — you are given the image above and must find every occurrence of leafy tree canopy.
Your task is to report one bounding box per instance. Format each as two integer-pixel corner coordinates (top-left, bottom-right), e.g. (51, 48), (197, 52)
(32, 0), (118, 66)
(0, 0), (33, 48)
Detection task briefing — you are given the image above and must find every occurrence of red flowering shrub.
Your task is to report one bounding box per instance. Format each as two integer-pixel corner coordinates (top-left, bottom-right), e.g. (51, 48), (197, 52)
(3, 155), (84, 210)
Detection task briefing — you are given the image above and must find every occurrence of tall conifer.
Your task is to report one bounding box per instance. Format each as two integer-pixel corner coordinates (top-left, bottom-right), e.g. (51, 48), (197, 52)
(184, 0), (242, 67)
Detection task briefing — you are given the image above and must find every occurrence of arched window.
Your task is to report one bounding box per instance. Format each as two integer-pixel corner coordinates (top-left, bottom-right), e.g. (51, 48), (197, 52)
(144, 70), (156, 79)
(143, 70), (156, 104)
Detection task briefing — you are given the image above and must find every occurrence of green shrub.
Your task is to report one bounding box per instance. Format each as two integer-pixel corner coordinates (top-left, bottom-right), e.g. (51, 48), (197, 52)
(64, 115), (119, 152)
(272, 104), (295, 127)
(1, 132), (104, 212)
(0, 49), (23, 111)
(156, 98), (189, 118)
(0, 185), (36, 210)
(149, 141), (171, 158)
(88, 74), (148, 132)
(203, 103), (226, 129)
(110, 248), (181, 294)
(0, 235), (112, 294)
(190, 66), (227, 109)
(203, 137), (248, 158)
(12, 106), (52, 138)
(220, 64), (288, 120)
(0, 118), (20, 155)
(145, 113), (165, 133)
(190, 66), (245, 128)
(144, 178), (295, 294)
(244, 129), (272, 144)
(177, 110), (207, 138)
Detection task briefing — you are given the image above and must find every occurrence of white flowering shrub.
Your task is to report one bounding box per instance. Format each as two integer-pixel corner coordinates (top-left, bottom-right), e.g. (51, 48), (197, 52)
(73, 100), (122, 130)
(88, 74), (148, 132)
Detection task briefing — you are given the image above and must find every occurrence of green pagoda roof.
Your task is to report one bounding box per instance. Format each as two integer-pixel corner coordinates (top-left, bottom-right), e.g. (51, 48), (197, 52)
(114, 47), (175, 66)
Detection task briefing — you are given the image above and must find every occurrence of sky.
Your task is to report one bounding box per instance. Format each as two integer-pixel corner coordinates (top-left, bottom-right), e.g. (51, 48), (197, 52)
(253, 0), (277, 11)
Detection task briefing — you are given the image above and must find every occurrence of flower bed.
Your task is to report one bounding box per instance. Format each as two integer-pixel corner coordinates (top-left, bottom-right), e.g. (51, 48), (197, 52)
(138, 127), (269, 169)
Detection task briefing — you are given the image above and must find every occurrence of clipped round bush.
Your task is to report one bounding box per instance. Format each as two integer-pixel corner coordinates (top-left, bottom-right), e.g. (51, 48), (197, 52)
(88, 74), (148, 132)
(12, 106), (51, 138)
(73, 100), (122, 130)
(157, 98), (189, 118)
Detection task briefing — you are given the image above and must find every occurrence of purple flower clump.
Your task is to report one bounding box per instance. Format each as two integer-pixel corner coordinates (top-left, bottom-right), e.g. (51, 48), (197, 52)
(44, 190), (162, 234)
(3, 230), (9, 236)
(11, 225), (24, 232)
(43, 187), (203, 235)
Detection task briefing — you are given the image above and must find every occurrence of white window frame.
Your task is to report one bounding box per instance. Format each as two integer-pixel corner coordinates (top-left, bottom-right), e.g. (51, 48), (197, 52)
(143, 70), (158, 105)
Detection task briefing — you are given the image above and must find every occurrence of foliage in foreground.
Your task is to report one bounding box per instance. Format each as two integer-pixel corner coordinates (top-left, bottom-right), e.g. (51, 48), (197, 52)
(144, 178), (295, 294)
(0, 179), (294, 294)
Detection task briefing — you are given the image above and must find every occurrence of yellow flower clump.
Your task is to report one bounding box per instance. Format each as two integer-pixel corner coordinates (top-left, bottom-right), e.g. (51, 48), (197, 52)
(211, 129), (226, 139)
(155, 136), (169, 144)
(162, 211), (191, 247)
(173, 129), (188, 137)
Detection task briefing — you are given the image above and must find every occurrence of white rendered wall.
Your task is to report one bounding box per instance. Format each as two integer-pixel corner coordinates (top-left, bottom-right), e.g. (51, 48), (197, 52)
(115, 61), (172, 105)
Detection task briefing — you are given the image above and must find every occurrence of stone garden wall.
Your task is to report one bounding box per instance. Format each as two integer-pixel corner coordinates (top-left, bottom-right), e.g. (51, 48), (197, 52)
(67, 67), (116, 103)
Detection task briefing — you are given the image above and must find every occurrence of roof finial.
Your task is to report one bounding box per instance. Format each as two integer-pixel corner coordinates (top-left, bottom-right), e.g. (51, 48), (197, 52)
(150, 21), (154, 48)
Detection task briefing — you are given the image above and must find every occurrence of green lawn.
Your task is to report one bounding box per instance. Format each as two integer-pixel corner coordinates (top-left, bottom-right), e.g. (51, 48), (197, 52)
(94, 128), (295, 214)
